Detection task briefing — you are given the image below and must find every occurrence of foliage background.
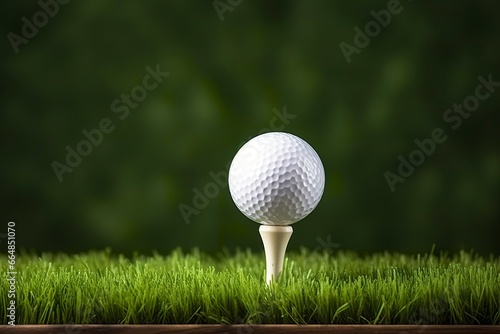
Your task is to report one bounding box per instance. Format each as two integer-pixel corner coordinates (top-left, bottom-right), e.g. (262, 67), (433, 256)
(1, 0), (499, 255)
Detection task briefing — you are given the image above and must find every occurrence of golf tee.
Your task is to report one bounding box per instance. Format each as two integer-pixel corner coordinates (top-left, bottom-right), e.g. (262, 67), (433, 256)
(259, 225), (293, 284)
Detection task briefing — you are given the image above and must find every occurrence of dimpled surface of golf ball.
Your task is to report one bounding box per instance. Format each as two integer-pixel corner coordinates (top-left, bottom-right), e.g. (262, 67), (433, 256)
(228, 132), (325, 225)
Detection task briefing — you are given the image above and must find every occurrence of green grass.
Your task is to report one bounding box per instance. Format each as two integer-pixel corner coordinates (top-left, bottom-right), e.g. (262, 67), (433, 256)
(1, 249), (499, 325)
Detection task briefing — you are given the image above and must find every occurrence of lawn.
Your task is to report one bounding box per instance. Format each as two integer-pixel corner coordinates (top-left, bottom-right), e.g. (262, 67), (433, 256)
(2, 249), (499, 325)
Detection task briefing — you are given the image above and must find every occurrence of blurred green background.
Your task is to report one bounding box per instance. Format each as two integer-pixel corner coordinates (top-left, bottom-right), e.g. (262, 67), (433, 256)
(1, 1), (499, 255)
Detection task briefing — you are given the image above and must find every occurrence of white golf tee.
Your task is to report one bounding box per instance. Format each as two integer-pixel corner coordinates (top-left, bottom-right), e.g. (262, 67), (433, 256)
(259, 225), (293, 284)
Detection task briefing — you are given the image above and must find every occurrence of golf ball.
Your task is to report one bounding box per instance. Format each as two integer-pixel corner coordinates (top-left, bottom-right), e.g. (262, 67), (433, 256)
(228, 132), (325, 225)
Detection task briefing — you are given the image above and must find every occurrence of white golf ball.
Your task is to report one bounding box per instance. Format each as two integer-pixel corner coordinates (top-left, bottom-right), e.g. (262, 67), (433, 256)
(228, 132), (325, 225)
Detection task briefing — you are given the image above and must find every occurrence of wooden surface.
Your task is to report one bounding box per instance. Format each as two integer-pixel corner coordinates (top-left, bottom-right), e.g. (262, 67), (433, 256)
(0, 325), (499, 334)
